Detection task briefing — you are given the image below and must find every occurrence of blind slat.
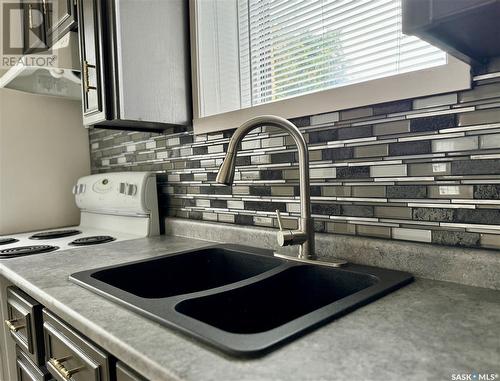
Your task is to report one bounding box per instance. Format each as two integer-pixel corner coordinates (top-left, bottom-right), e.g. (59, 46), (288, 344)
(238, 0), (445, 106)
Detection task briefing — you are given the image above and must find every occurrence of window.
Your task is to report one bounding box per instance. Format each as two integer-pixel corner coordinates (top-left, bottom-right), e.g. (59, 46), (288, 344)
(192, 0), (470, 132)
(239, 0), (446, 108)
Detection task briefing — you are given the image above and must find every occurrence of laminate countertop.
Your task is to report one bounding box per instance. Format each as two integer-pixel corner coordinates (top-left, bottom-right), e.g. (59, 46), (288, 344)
(0, 235), (499, 381)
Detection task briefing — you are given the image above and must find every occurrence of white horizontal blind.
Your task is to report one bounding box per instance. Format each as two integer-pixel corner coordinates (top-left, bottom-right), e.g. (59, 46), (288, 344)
(239, 0), (446, 106)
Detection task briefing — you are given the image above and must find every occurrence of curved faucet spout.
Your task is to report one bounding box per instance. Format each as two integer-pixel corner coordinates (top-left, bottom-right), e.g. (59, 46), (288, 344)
(216, 115), (315, 259)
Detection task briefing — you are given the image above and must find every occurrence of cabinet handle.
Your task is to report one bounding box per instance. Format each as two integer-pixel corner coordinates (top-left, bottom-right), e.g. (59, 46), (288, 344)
(82, 60), (97, 93)
(28, 4), (34, 29)
(49, 356), (84, 380)
(4, 319), (25, 333)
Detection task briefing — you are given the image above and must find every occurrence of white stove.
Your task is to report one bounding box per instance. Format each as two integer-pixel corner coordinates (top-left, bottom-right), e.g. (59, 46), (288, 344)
(0, 172), (159, 259)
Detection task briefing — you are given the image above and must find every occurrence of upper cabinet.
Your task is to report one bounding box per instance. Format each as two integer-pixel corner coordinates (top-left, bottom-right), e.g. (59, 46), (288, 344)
(77, 0), (107, 124)
(402, 0), (500, 66)
(21, 0), (77, 54)
(21, 0), (48, 54)
(45, 0), (78, 43)
(77, 0), (192, 130)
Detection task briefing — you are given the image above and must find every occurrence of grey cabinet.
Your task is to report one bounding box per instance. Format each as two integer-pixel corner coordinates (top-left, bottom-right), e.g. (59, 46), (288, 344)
(76, 0), (192, 130)
(43, 309), (111, 381)
(45, 0), (78, 44)
(22, 0), (77, 54)
(116, 363), (146, 381)
(402, 0), (500, 65)
(1, 280), (148, 381)
(22, 0), (48, 54)
(5, 287), (45, 366)
(77, 0), (108, 124)
(15, 348), (52, 381)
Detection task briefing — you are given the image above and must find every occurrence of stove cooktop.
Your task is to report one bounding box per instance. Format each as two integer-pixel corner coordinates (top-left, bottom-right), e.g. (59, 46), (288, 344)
(0, 227), (144, 259)
(0, 245), (59, 258)
(29, 229), (82, 240)
(69, 236), (116, 246)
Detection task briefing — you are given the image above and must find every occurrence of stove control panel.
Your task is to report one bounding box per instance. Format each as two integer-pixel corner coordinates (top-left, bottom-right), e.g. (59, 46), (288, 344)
(74, 172), (158, 216)
(118, 182), (137, 196)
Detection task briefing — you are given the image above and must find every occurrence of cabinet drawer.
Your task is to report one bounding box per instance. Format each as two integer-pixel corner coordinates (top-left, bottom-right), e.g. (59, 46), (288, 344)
(15, 347), (52, 381)
(42, 309), (110, 381)
(5, 287), (44, 366)
(116, 362), (146, 381)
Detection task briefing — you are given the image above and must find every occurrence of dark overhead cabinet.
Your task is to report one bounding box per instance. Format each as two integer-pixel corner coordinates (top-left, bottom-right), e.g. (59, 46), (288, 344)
(45, 0), (78, 43)
(77, 0), (192, 130)
(402, 0), (500, 66)
(22, 0), (48, 54)
(22, 0), (77, 54)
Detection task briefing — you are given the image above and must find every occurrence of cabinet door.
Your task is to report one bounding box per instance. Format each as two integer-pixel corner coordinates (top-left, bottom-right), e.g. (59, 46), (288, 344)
(116, 362), (147, 381)
(22, 0), (48, 54)
(5, 287), (45, 366)
(77, 0), (108, 125)
(45, 0), (78, 44)
(43, 309), (111, 381)
(15, 347), (52, 381)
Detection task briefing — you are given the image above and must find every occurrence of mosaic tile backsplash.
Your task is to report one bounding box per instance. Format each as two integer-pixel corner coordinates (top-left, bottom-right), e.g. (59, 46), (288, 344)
(89, 71), (500, 251)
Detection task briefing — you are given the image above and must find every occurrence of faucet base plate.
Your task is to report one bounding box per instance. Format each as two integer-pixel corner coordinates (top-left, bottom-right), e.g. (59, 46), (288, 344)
(273, 252), (348, 267)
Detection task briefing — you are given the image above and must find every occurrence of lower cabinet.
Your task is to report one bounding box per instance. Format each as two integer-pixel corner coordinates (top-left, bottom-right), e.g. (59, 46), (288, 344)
(5, 287), (45, 366)
(15, 348), (51, 381)
(1, 284), (148, 381)
(43, 309), (111, 381)
(115, 363), (146, 381)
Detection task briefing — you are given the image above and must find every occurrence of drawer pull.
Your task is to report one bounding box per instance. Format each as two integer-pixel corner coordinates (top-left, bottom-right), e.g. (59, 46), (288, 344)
(49, 357), (84, 379)
(4, 319), (25, 332)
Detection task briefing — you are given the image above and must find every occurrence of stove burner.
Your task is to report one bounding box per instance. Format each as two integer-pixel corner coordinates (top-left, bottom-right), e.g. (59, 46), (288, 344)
(29, 229), (81, 240)
(0, 245), (59, 258)
(0, 238), (18, 245)
(69, 236), (116, 246)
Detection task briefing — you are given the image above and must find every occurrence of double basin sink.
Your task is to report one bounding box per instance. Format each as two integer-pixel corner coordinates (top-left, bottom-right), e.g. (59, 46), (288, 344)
(70, 245), (413, 356)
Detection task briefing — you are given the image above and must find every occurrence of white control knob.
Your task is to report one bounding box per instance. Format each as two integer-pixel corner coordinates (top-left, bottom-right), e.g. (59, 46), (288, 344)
(72, 185), (78, 194)
(78, 184), (86, 193)
(119, 182), (126, 194)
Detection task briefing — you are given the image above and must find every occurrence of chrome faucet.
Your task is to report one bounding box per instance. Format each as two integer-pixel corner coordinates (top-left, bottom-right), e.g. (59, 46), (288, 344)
(216, 115), (315, 259)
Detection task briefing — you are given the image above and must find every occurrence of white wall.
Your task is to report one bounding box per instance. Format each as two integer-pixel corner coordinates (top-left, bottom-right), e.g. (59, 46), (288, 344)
(0, 88), (90, 235)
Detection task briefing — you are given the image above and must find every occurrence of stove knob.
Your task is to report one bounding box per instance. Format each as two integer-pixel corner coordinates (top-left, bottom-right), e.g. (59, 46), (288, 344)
(126, 184), (137, 196)
(119, 182), (126, 194)
(78, 184), (86, 194)
(72, 185), (78, 194)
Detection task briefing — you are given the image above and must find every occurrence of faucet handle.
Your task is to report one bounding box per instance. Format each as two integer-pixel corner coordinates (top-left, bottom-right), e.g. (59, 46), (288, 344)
(276, 209), (284, 231)
(275, 209), (308, 247)
(275, 210), (295, 247)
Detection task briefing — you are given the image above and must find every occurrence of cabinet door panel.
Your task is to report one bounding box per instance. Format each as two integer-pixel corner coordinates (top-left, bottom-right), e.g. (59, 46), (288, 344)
(22, 0), (48, 54)
(77, 0), (107, 124)
(5, 287), (44, 366)
(46, 0), (77, 44)
(43, 309), (110, 381)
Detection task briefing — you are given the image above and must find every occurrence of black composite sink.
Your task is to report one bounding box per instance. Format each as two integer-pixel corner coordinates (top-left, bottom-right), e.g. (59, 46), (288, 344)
(90, 247), (282, 298)
(70, 245), (413, 356)
(176, 265), (377, 334)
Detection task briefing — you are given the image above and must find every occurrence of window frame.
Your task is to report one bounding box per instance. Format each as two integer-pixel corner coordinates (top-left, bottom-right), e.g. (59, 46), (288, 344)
(190, 0), (472, 134)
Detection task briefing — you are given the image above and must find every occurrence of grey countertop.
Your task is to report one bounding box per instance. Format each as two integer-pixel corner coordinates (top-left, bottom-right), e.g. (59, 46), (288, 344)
(0, 235), (499, 381)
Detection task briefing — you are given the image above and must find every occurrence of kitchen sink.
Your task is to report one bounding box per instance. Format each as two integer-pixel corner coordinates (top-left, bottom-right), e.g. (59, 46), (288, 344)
(89, 247), (283, 298)
(70, 245), (413, 356)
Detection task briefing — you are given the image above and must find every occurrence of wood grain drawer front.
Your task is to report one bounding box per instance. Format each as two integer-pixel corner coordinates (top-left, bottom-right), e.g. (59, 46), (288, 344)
(116, 362), (146, 381)
(5, 287), (44, 366)
(42, 310), (110, 381)
(15, 347), (52, 381)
